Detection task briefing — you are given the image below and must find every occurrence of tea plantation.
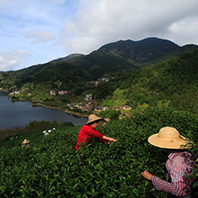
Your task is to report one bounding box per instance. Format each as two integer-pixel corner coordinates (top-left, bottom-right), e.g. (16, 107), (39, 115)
(0, 107), (198, 197)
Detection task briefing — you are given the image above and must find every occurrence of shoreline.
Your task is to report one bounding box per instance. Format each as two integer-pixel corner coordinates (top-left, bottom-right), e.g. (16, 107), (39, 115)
(1, 90), (89, 118)
(31, 103), (88, 118)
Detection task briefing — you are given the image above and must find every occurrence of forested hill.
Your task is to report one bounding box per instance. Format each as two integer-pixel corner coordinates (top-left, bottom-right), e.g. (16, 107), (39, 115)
(0, 37), (198, 113)
(0, 37), (197, 91)
(98, 37), (179, 62)
(93, 50), (198, 114)
(66, 37), (198, 77)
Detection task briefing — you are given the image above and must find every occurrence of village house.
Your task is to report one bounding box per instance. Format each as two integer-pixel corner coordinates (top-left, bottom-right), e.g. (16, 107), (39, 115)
(75, 102), (93, 112)
(89, 81), (97, 85)
(86, 102), (93, 111)
(99, 78), (109, 83)
(50, 90), (56, 95)
(88, 81), (99, 86)
(94, 106), (108, 112)
(9, 91), (21, 96)
(85, 94), (92, 101)
(75, 103), (86, 111)
(67, 104), (74, 110)
(58, 90), (68, 95)
(114, 105), (131, 111)
(88, 78), (110, 86)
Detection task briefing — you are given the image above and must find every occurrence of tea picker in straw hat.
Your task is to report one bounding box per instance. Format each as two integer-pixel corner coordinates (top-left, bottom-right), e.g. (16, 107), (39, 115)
(75, 114), (117, 150)
(141, 127), (195, 198)
(22, 139), (30, 148)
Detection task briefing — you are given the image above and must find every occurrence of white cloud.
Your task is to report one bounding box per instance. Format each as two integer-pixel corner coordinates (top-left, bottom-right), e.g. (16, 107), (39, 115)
(25, 31), (56, 44)
(168, 17), (198, 45)
(0, 0), (198, 71)
(44, 0), (68, 5)
(60, 0), (198, 54)
(0, 50), (30, 71)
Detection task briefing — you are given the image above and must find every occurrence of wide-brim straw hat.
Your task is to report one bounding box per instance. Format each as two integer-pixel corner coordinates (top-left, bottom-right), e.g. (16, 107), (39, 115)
(86, 114), (103, 124)
(148, 127), (192, 149)
(22, 139), (30, 144)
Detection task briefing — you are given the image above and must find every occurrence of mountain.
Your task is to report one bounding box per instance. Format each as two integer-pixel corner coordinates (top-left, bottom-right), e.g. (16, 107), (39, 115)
(0, 37), (197, 92)
(50, 53), (84, 63)
(97, 37), (198, 62)
(0, 61), (91, 91)
(66, 37), (198, 78)
(97, 37), (179, 61)
(93, 50), (198, 113)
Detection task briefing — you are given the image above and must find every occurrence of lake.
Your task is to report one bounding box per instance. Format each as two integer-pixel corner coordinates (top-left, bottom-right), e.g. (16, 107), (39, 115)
(0, 91), (87, 129)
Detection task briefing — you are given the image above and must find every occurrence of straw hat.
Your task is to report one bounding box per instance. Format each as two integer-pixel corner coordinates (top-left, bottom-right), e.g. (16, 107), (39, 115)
(22, 139), (30, 144)
(148, 127), (192, 149)
(86, 114), (103, 124)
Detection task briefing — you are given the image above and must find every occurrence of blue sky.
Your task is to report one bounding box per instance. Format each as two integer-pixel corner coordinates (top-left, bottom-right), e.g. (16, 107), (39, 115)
(0, 0), (198, 71)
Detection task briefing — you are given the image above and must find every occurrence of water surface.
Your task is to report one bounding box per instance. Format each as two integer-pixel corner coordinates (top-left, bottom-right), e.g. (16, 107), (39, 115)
(0, 91), (87, 129)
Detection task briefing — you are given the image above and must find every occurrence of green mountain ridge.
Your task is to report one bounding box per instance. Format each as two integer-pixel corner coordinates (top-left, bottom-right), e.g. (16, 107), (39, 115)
(50, 53), (85, 63)
(0, 37), (197, 88)
(0, 37), (198, 113)
(69, 37), (198, 73)
(97, 37), (179, 61)
(94, 50), (198, 113)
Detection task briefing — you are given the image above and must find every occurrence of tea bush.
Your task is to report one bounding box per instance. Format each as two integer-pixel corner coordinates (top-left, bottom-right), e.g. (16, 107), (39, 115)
(0, 107), (197, 197)
(0, 120), (74, 142)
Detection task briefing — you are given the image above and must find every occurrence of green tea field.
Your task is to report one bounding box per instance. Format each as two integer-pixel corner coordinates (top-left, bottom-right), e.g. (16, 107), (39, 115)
(0, 107), (197, 197)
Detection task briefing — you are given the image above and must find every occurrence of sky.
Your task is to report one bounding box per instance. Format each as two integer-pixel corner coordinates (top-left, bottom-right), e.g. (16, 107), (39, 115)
(0, 0), (198, 71)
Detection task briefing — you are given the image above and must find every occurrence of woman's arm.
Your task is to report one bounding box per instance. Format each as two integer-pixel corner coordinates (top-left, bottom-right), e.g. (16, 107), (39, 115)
(141, 170), (189, 196)
(102, 135), (118, 142)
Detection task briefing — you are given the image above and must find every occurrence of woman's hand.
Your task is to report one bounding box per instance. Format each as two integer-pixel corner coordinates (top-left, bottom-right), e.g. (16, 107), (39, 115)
(108, 138), (118, 142)
(141, 170), (153, 180)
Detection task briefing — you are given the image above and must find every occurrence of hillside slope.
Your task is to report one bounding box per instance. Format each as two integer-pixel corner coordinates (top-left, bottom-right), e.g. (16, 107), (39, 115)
(66, 37), (198, 78)
(0, 37), (197, 91)
(97, 37), (179, 62)
(94, 50), (198, 113)
(0, 61), (91, 91)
